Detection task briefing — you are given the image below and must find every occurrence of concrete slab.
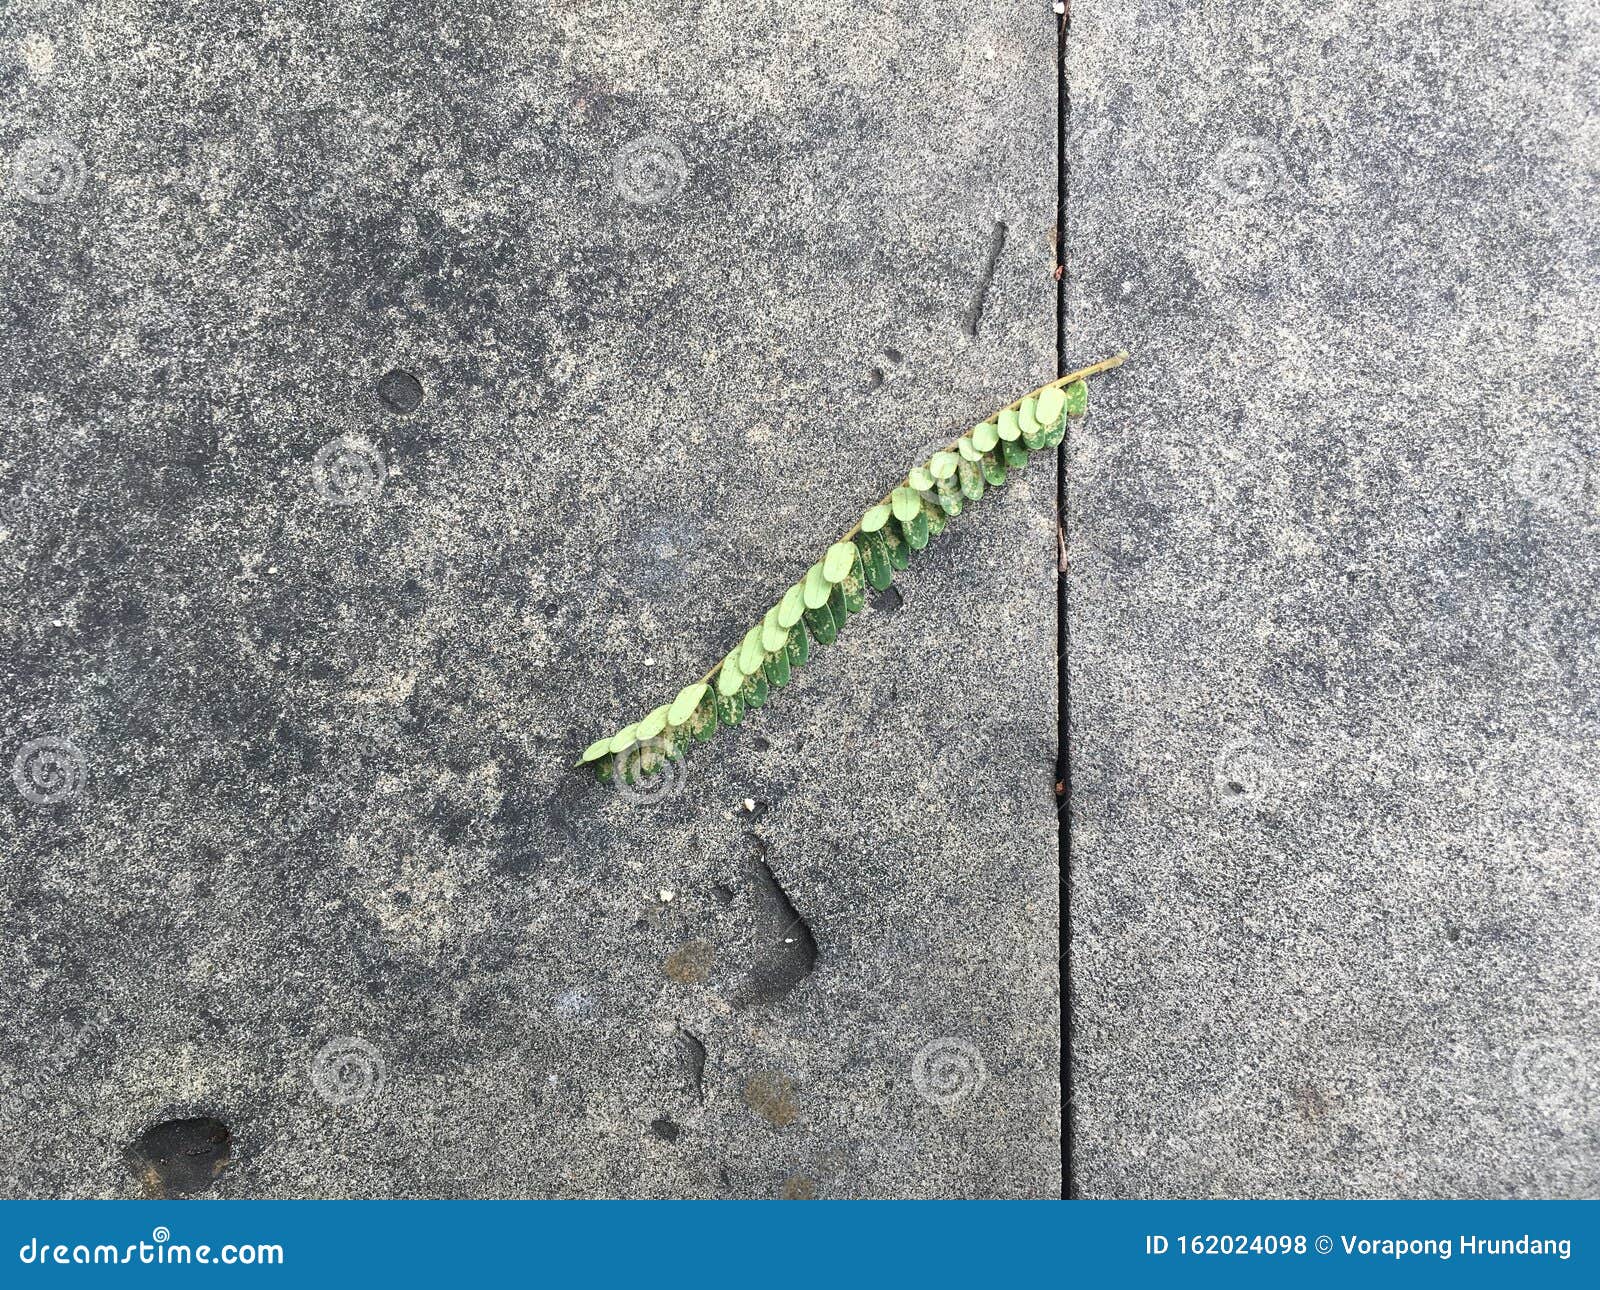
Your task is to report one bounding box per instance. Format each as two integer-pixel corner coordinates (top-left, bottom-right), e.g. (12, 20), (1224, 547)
(1066, 1), (1600, 1197)
(0, 4), (1063, 1197)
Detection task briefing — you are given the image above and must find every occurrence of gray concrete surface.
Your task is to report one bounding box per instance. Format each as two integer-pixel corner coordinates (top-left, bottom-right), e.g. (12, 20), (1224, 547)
(0, 4), (1062, 1197)
(1066, 1), (1600, 1196)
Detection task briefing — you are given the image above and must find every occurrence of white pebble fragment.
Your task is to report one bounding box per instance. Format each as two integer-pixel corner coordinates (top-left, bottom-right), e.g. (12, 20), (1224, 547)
(658, 889), (675, 903)
(742, 798), (755, 813)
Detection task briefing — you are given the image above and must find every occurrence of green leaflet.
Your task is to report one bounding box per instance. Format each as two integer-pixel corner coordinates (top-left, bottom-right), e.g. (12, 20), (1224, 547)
(715, 686), (745, 727)
(738, 624), (765, 675)
(761, 606), (787, 653)
(668, 682), (708, 726)
(936, 473), (964, 515)
(803, 561), (831, 609)
(880, 520), (909, 572)
(1019, 395), (1047, 450)
(577, 357), (1126, 781)
(839, 553), (866, 615)
(804, 602), (838, 645)
(859, 528), (894, 589)
(742, 670), (769, 709)
(892, 486), (930, 551)
(831, 583), (849, 631)
(958, 458), (985, 501)
(1036, 385), (1065, 425)
(777, 583), (805, 629)
(823, 540), (858, 583)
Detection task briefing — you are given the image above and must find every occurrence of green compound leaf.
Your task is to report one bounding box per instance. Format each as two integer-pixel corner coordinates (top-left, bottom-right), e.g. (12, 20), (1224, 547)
(577, 356), (1126, 780)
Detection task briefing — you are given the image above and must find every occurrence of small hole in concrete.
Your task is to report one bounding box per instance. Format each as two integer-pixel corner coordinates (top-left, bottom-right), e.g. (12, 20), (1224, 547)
(376, 368), (424, 414)
(649, 1116), (680, 1143)
(871, 585), (904, 613)
(123, 1117), (232, 1198)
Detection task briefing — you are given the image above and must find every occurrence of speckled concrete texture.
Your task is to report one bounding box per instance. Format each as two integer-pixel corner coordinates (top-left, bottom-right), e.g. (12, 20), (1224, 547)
(1066, 2), (1600, 1196)
(0, 3), (1062, 1197)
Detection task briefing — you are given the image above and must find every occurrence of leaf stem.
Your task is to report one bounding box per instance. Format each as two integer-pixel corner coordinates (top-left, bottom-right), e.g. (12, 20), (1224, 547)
(837, 350), (1128, 542)
(691, 351), (1128, 687)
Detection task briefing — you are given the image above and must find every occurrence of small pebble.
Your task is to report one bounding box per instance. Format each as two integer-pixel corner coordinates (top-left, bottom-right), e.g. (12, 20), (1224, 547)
(659, 889), (675, 903)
